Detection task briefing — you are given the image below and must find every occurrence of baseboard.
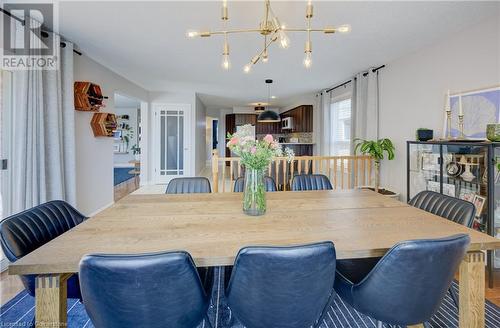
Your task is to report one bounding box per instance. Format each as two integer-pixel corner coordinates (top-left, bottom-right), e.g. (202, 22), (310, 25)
(0, 258), (9, 273)
(86, 201), (114, 218)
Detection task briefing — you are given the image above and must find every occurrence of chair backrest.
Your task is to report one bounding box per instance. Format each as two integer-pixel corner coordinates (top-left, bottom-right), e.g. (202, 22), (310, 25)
(165, 177), (211, 194)
(79, 251), (209, 328)
(291, 174), (333, 191)
(409, 191), (475, 227)
(0, 200), (87, 262)
(350, 234), (470, 325)
(0, 200), (87, 296)
(233, 176), (277, 192)
(226, 242), (336, 328)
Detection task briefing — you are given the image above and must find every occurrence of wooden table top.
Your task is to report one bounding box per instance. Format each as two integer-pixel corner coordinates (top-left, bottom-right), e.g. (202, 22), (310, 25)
(9, 189), (500, 275)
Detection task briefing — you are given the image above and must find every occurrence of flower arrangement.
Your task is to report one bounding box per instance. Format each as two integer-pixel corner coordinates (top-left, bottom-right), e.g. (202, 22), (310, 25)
(226, 124), (294, 170)
(227, 124), (294, 216)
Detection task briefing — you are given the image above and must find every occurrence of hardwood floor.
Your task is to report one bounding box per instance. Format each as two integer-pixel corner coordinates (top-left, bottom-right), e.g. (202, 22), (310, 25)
(2, 268), (500, 307)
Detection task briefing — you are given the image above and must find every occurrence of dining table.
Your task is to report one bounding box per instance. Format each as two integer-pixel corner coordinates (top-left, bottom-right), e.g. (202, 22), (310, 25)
(9, 189), (500, 328)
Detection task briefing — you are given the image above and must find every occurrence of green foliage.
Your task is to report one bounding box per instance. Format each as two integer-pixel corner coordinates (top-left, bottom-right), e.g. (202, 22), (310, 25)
(354, 138), (395, 162)
(130, 144), (140, 155)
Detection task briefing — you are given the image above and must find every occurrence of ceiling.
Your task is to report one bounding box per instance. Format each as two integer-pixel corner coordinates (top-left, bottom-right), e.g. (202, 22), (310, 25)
(58, 1), (499, 108)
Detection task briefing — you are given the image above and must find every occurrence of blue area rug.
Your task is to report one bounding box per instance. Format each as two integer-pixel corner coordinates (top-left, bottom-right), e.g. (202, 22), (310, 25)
(1, 268), (499, 328)
(113, 168), (135, 186)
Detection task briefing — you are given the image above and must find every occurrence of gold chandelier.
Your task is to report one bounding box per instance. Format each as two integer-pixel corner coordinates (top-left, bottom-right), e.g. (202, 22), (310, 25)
(187, 0), (350, 72)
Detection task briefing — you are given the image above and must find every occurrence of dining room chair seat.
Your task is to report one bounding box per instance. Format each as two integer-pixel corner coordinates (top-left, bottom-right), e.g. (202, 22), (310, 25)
(0, 200), (87, 299)
(335, 234), (470, 327)
(165, 177), (212, 194)
(79, 251), (211, 328)
(226, 242), (336, 328)
(291, 174), (333, 191)
(233, 176), (277, 192)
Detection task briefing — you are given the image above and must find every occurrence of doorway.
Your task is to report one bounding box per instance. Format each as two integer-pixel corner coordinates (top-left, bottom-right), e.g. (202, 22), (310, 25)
(153, 103), (191, 184)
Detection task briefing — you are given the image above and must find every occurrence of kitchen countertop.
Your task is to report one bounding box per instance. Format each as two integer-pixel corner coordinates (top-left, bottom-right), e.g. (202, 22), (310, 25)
(279, 142), (315, 145)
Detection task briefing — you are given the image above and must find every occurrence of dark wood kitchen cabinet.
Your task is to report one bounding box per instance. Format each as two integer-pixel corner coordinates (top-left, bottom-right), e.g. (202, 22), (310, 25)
(280, 105), (313, 132)
(255, 121), (280, 134)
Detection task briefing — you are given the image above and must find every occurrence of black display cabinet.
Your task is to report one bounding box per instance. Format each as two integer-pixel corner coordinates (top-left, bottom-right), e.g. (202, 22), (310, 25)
(407, 141), (500, 287)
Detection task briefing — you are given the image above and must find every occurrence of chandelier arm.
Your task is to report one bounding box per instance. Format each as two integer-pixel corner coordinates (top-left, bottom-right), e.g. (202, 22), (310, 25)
(208, 29), (265, 35)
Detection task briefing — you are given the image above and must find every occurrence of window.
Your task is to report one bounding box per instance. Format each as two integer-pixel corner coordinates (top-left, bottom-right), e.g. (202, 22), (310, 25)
(329, 97), (352, 156)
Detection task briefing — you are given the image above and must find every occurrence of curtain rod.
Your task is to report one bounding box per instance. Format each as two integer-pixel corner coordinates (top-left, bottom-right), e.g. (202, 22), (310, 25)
(0, 8), (82, 56)
(325, 65), (385, 94)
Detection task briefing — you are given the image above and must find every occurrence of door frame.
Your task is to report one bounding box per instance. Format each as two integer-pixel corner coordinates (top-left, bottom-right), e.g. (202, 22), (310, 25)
(152, 103), (192, 184)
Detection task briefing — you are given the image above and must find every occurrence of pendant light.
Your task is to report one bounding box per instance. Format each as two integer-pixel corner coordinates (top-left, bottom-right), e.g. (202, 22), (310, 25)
(257, 79), (280, 123)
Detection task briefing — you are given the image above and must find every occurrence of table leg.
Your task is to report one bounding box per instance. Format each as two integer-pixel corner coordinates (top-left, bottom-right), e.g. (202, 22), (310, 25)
(459, 251), (485, 328)
(35, 273), (71, 328)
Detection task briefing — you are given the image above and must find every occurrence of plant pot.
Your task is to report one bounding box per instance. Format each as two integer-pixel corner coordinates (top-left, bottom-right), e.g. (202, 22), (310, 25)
(487, 123), (500, 142)
(243, 168), (267, 216)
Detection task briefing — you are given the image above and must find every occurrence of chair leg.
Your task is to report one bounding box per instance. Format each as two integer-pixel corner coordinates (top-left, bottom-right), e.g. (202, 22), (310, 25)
(448, 286), (459, 308)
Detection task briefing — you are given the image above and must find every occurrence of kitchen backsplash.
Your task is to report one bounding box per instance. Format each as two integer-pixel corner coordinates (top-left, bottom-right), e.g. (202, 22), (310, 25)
(256, 132), (313, 143)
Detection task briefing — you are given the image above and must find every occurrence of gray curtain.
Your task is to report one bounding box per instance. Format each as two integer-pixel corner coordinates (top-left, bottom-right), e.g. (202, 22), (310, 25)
(9, 25), (76, 214)
(351, 69), (380, 146)
(315, 91), (332, 156)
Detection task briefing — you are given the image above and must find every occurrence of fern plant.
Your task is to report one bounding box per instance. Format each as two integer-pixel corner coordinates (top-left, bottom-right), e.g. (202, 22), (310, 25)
(354, 138), (395, 192)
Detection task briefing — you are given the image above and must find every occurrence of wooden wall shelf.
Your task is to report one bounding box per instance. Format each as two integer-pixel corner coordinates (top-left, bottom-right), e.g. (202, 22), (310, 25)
(91, 113), (116, 137)
(74, 81), (105, 111)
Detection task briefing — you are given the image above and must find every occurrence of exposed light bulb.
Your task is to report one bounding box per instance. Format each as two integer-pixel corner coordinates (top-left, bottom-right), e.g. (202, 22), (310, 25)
(337, 24), (351, 33)
(262, 49), (269, 63)
(186, 30), (199, 38)
(279, 30), (290, 49)
(243, 64), (252, 73)
(271, 96), (277, 99)
(222, 54), (231, 70)
(303, 52), (312, 68)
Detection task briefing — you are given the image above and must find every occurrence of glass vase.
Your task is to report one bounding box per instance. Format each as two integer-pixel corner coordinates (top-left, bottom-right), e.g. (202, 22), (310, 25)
(243, 168), (266, 216)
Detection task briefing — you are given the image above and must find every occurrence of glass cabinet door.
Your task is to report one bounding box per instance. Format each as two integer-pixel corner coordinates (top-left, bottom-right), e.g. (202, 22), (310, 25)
(408, 142), (442, 200)
(442, 144), (488, 233)
(493, 145), (500, 269)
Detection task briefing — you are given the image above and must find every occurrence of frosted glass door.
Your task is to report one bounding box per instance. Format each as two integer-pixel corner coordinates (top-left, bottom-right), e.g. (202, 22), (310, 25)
(155, 105), (189, 183)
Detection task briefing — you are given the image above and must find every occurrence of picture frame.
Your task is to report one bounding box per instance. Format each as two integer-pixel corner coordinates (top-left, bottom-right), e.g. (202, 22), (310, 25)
(459, 188), (476, 202)
(442, 183), (456, 197)
(443, 85), (500, 139)
(472, 194), (486, 216)
(421, 153), (440, 172)
(426, 180), (440, 193)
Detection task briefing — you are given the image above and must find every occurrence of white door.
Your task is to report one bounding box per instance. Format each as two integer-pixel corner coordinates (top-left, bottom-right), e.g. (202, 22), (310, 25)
(153, 104), (191, 184)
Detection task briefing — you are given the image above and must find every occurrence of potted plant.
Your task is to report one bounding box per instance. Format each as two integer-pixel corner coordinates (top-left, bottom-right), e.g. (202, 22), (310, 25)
(354, 138), (399, 198)
(130, 144), (140, 160)
(227, 124), (294, 216)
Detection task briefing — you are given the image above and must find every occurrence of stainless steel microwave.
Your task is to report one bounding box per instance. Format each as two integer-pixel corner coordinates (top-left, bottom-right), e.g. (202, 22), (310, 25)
(282, 117), (293, 129)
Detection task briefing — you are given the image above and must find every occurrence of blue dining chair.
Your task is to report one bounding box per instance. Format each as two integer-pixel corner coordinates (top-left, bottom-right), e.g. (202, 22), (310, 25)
(335, 234), (470, 327)
(226, 242), (336, 328)
(233, 176), (277, 192)
(165, 177), (212, 194)
(291, 174), (333, 191)
(409, 190), (475, 307)
(79, 251), (211, 328)
(0, 200), (87, 299)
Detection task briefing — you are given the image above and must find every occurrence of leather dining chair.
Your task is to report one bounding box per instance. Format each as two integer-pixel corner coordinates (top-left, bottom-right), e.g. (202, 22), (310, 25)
(226, 242), (336, 328)
(165, 177), (212, 194)
(0, 200), (87, 301)
(335, 234), (470, 327)
(409, 190), (475, 306)
(409, 190), (476, 227)
(291, 174), (333, 191)
(233, 176), (277, 192)
(79, 251), (211, 328)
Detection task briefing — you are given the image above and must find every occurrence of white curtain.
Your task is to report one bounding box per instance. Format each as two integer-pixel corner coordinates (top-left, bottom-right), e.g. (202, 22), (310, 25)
(8, 19), (76, 214)
(315, 91), (332, 156)
(351, 69), (380, 145)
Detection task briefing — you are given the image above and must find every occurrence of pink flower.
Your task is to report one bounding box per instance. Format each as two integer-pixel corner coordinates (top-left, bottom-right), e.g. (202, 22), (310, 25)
(229, 137), (239, 146)
(250, 146), (257, 154)
(263, 134), (274, 144)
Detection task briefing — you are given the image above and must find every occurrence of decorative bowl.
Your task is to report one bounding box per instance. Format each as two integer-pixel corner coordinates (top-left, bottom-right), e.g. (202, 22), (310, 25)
(416, 129), (433, 141)
(487, 124), (500, 142)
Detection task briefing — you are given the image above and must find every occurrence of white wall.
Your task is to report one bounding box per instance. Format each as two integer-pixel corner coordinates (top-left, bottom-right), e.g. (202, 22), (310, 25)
(113, 106), (139, 166)
(379, 16), (500, 200)
(74, 54), (148, 216)
(195, 94), (207, 174)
